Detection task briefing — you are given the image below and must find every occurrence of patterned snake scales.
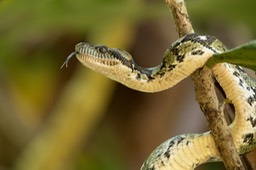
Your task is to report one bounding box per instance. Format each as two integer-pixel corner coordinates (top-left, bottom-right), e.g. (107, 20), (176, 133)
(62, 33), (256, 169)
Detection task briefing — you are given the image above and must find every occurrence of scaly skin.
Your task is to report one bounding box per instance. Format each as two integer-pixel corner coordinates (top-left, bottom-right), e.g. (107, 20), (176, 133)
(62, 33), (256, 169)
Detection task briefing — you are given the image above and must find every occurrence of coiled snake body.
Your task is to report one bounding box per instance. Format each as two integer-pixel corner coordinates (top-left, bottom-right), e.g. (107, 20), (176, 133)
(63, 33), (256, 169)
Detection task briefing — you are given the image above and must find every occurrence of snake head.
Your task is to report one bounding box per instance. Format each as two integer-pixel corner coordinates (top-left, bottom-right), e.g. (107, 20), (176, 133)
(72, 42), (137, 82)
(74, 42), (135, 68)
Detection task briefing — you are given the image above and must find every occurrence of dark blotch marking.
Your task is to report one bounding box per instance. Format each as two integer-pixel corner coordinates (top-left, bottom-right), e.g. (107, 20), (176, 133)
(108, 50), (134, 68)
(236, 65), (245, 73)
(163, 140), (175, 159)
(158, 63), (176, 77)
(248, 95), (256, 106)
(252, 86), (256, 94)
(159, 62), (167, 74)
(171, 46), (179, 56)
(164, 151), (171, 159)
(136, 73), (141, 80)
(247, 116), (256, 127)
(147, 77), (155, 81)
(163, 136), (185, 159)
(171, 46), (185, 62)
(243, 133), (254, 145)
(239, 78), (244, 87)
(233, 71), (240, 77)
(191, 49), (205, 55)
(179, 33), (218, 53)
(140, 75), (155, 82)
(158, 72), (165, 78)
(176, 136), (185, 145)
(168, 140), (175, 149)
(176, 54), (185, 62)
(133, 64), (155, 81)
(168, 64), (176, 71)
(148, 166), (155, 170)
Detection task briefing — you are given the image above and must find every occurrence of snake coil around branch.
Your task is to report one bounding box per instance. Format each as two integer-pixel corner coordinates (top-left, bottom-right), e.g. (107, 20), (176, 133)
(62, 32), (256, 169)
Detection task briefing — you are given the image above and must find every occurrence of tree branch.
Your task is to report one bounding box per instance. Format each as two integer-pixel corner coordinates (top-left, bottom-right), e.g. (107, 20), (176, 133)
(165, 0), (245, 169)
(165, 0), (194, 37)
(192, 67), (245, 170)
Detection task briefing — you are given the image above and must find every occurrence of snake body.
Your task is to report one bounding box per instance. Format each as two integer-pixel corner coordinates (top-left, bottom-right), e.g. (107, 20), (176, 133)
(63, 33), (256, 169)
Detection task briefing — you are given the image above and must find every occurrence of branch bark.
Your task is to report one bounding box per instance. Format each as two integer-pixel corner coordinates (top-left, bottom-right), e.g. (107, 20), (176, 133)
(192, 67), (245, 170)
(165, 0), (245, 169)
(165, 0), (194, 37)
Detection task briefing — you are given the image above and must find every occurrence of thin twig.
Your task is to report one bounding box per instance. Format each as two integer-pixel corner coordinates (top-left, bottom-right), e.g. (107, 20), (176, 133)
(165, 0), (194, 36)
(165, 0), (245, 169)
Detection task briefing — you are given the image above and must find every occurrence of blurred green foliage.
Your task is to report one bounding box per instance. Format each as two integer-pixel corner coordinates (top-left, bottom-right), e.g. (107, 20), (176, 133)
(0, 0), (166, 169)
(189, 0), (256, 31)
(0, 0), (166, 123)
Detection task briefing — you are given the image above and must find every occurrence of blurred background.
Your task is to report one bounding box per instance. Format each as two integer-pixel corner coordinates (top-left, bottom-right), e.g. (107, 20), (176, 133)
(0, 0), (256, 170)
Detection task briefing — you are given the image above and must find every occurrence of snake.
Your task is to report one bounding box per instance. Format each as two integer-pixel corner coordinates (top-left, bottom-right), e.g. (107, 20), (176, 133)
(62, 33), (256, 169)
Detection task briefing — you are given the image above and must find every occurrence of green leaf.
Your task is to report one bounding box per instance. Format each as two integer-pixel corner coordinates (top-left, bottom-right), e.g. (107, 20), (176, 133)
(207, 40), (256, 71)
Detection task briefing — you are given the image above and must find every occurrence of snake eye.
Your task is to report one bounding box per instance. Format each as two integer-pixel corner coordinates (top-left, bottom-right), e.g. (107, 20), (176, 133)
(96, 46), (108, 54)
